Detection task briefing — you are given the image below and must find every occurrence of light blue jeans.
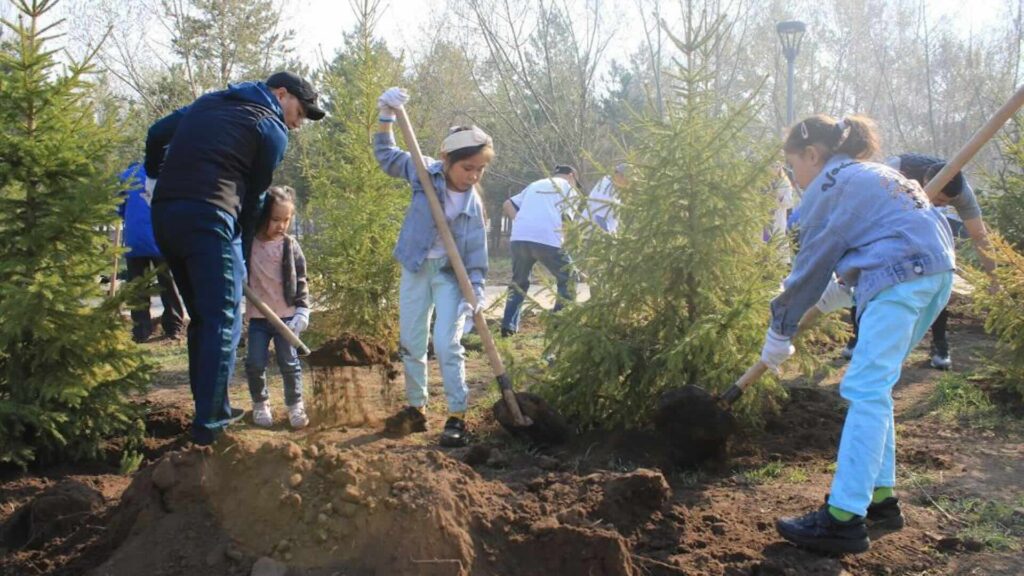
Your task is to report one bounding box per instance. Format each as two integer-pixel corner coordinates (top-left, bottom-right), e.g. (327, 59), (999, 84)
(399, 258), (468, 413)
(828, 271), (953, 516)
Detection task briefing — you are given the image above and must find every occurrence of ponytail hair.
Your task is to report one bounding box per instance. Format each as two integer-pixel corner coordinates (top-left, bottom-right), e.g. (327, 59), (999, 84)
(257, 185), (296, 234)
(784, 114), (881, 161)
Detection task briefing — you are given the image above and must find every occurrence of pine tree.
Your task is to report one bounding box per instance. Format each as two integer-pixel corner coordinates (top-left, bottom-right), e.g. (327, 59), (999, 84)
(300, 0), (407, 342)
(0, 0), (149, 466)
(538, 10), (817, 429)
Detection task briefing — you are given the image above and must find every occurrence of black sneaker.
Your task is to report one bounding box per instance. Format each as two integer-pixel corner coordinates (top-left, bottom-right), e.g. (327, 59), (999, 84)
(776, 505), (870, 554)
(440, 416), (470, 447)
(866, 496), (905, 530)
(500, 327), (515, 338)
(823, 494), (905, 530)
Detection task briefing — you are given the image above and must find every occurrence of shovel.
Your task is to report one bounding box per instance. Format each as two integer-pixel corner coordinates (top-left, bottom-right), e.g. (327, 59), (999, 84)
(393, 106), (569, 445)
(243, 284), (311, 357)
(658, 82), (1024, 464)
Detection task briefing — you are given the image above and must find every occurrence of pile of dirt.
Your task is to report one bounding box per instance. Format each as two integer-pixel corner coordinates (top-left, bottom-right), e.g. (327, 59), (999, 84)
(89, 436), (683, 576)
(305, 333), (392, 368)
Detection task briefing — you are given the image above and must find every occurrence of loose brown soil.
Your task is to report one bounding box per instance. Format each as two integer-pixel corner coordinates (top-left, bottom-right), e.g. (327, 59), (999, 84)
(2, 309), (1023, 576)
(305, 333), (392, 368)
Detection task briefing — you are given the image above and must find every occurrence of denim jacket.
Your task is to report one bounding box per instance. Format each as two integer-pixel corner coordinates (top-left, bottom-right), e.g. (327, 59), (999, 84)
(374, 132), (489, 288)
(770, 154), (955, 337)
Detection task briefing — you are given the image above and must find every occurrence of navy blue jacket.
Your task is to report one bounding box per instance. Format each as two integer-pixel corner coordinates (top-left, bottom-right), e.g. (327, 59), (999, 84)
(145, 82), (289, 235)
(118, 162), (162, 259)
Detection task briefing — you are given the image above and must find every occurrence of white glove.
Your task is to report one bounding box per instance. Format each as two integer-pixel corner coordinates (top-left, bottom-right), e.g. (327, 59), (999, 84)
(377, 87), (408, 121)
(816, 278), (854, 314)
(287, 307), (310, 336)
(144, 177), (157, 203)
(458, 284), (485, 318)
(760, 328), (795, 372)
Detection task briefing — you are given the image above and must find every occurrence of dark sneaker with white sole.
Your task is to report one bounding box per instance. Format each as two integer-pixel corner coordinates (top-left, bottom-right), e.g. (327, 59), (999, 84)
(930, 341), (952, 370)
(440, 416), (470, 447)
(776, 505), (870, 554)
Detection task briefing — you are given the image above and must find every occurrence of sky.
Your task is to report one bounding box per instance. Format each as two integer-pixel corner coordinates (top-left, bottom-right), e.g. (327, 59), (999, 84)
(285, 0), (1008, 69)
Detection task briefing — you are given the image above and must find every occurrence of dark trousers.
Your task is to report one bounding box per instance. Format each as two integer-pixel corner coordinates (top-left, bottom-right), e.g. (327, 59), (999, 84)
(245, 317), (303, 406)
(125, 256), (185, 341)
(152, 199), (244, 444)
(501, 240), (575, 333)
(849, 305), (950, 354)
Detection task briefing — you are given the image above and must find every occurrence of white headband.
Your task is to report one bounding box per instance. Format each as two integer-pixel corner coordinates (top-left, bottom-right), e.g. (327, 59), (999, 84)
(441, 126), (493, 153)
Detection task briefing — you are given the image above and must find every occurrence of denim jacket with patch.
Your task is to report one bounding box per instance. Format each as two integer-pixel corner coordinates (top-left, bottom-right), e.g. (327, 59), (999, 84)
(771, 154), (955, 337)
(374, 132), (488, 288)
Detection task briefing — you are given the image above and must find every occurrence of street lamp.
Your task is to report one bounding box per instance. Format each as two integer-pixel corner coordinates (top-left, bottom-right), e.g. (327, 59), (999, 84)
(777, 20), (806, 127)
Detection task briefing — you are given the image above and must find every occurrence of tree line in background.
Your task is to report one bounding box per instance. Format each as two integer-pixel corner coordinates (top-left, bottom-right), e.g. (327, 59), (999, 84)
(4, 0), (1024, 466)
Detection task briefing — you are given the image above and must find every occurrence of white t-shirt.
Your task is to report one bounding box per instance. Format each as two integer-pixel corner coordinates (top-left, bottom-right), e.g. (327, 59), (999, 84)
(427, 187), (470, 258)
(587, 176), (620, 233)
(509, 177), (578, 248)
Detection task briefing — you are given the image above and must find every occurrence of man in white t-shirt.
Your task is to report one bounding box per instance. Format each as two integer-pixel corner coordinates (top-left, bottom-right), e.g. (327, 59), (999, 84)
(499, 165), (581, 336)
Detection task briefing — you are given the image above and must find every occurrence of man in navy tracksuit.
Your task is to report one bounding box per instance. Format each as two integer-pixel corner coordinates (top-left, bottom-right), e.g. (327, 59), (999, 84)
(145, 72), (325, 445)
(118, 162), (184, 342)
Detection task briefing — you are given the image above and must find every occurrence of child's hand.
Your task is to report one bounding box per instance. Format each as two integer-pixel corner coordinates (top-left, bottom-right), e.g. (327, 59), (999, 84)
(378, 87), (409, 122)
(760, 328), (794, 373)
(457, 284), (485, 318)
(288, 307), (310, 336)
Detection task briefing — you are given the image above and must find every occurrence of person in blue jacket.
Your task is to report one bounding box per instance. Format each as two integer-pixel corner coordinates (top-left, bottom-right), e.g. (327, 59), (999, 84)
(765, 114), (954, 554)
(374, 87), (492, 448)
(118, 162), (184, 342)
(145, 71), (325, 445)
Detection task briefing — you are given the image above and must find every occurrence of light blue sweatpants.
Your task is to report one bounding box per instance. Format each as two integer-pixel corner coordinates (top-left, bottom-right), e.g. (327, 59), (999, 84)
(399, 257), (468, 413)
(829, 271), (953, 516)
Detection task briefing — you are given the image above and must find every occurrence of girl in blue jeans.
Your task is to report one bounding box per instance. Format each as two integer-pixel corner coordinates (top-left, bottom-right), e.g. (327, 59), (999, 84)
(374, 87), (493, 447)
(245, 186), (311, 429)
(763, 114), (955, 554)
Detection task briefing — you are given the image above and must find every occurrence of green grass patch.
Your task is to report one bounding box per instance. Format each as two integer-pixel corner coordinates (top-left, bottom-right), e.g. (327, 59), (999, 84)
(735, 461), (785, 485)
(927, 373), (1000, 427)
(934, 496), (1024, 551)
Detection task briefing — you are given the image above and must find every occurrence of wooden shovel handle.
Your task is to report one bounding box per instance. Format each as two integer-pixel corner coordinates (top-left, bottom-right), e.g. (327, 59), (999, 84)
(923, 84), (1024, 196)
(243, 284), (311, 357)
(719, 306), (821, 406)
(393, 107), (531, 427)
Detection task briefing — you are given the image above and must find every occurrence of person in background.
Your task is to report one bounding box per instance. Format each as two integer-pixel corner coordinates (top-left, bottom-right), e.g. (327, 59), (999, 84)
(118, 161), (184, 342)
(587, 163), (629, 234)
(500, 165), (581, 337)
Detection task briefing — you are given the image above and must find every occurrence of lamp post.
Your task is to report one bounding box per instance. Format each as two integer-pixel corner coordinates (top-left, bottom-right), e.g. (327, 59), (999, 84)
(777, 20), (806, 127)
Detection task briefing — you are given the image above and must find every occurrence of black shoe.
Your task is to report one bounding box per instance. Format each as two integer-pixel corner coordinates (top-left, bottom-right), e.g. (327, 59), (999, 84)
(226, 407), (246, 425)
(500, 327), (515, 338)
(866, 497), (905, 529)
(440, 416), (470, 447)
(776, 505), (870, 554)
(823, 494), (904, 530)
(384, 406), (427, 437)
(930, 341), (952, 370)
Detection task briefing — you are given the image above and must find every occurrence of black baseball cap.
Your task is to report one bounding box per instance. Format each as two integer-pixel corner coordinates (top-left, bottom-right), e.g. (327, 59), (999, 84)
(553, 164), (578, 178)
(266, 71), (326, 121)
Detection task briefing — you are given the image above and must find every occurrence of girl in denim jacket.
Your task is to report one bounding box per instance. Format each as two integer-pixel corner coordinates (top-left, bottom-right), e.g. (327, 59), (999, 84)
(763, 115), (955, 554)
(374, 87), (493, 448)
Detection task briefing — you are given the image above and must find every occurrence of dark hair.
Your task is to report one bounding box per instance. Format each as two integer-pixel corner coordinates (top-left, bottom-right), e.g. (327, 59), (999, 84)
(257, 185), (296, 234)
(923, 162), (965, 198)
(444, 126), (495, 164)
(783, 114), (881, 161)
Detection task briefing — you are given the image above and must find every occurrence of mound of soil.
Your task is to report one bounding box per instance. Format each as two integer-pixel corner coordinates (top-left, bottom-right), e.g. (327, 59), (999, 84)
(0, 480), (104, 550)
(654, 385), (735, 467)
(493, 392), (572, 446)
(90, 436), (680, 576)
(305, 333), (392, 368)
